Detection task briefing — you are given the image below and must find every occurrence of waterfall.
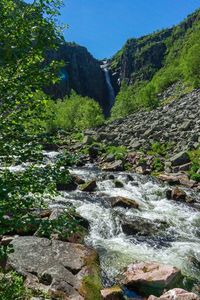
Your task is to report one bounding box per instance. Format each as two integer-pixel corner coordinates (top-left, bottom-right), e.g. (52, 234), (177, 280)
(101, 61), (115, 113)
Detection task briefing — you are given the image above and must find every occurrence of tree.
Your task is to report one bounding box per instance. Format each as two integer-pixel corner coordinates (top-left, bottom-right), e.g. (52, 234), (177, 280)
(47, 91), (105, 131)
(0, 0), (64, 159)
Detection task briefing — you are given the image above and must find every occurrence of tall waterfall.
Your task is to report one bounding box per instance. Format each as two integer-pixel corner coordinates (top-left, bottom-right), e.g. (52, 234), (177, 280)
(101, 61), (115, 113)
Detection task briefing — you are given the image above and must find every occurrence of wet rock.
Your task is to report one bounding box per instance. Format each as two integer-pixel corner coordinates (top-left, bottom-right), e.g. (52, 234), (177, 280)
(7, 236), (99, 299)
(72, 175), (85, 185)
(111, 197), (139, 209)
(73, 213), (90, 230)
(121, 217), (159, 236)
(166, 187), (187, 201)
(170, 151), (190, 166)
(102, 160), (124, 172)
(101, 286), (124, 300)
(108, 174), (115, 180)
(126, 174), (134, 181)
(114, 180), (124, 188)
(80, 180), (97, 192)
(56, 180), (78, 191)
(121, 262), (182, 297)
(148, 288), (199, 300)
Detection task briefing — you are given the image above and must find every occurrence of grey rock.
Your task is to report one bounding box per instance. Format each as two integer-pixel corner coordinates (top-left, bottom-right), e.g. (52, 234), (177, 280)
(7, 236), (98, 299)
(170, 151), (190, 166)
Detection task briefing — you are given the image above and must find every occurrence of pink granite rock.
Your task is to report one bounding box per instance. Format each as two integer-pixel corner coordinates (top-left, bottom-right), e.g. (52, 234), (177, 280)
(121, 262), (182, 296)
(148, 288), (199, 300)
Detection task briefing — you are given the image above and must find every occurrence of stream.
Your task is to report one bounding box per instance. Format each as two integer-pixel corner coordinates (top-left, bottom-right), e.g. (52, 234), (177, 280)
(44, 153), (200, 289)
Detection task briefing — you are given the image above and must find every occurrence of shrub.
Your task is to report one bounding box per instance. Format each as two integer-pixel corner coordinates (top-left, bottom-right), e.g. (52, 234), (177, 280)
(46, 91), (105, 131)
(0, 272), (31, 300)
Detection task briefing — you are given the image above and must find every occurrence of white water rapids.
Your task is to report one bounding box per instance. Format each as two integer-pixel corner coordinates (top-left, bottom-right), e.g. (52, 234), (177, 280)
(49, 163), (200, 288)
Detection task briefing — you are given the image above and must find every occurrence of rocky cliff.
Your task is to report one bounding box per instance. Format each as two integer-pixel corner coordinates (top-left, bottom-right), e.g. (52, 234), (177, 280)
(46, 42), (109, 114)
(110, 9), (200, 92)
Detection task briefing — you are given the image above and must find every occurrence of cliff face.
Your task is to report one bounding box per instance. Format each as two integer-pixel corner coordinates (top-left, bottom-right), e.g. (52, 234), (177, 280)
(46, 43), (109, 113)
(110, 9), (200, 92)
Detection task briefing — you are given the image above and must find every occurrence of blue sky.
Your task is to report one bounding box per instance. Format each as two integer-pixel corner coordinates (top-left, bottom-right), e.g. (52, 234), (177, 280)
(26, 0), (200, 59)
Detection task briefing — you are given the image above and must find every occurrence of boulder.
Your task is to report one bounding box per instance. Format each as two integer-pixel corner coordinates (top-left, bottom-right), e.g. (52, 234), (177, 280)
(158, 174), (180, 185)
(135, 165), (151, 175)
(114, 180), (124, 188)
(102, 160), (124, 172)
(148, 288), (199, 300)
(166, 188), (187, 201)
(173, 163), (192, 173)
(121, 217), (162, 236)
(7, 236), (99, 299)
(72, 175), (85, 185)
(170, 151), (190, 166)
(111, 197), (139, 209)
(80, 180), (97, 192)
(88, 145), (100, 159)
(121, 262), (182, 296)
(101, 286), (124, 300)
(56, 181), (78, 191)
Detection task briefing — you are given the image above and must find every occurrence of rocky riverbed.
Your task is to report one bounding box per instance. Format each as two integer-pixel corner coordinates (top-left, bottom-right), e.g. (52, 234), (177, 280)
(1, 88), (200, 299)
(2, 149), (200, 299)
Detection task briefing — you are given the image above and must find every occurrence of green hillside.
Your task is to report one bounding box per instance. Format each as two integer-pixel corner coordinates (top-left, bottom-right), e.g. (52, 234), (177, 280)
(111, 9), (200, 119)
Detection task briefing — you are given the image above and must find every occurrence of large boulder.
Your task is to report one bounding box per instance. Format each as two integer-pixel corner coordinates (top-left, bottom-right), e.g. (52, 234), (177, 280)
(7, 236), (100, 299)
(121, 217), (167, 236)
(166, 187), (187, 201)
(148, 288), (199, 300)
(170, 151), (190, 166)
(110, 196), (139, 209)
(121, 262), (182, 296)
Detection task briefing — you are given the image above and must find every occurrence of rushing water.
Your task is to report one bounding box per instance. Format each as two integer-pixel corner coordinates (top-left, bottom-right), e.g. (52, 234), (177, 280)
(49, 163), (200, 288)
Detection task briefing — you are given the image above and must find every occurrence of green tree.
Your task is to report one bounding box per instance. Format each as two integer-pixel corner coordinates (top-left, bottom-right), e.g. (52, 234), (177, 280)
(0, 0), (64, 159)
(47, 91), (105, 131)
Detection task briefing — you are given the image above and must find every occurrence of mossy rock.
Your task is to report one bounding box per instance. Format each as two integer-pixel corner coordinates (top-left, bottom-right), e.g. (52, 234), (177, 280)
(114, 180), (124, 188)
(80, 180), (97, 192)
(79, 252), (102, 300)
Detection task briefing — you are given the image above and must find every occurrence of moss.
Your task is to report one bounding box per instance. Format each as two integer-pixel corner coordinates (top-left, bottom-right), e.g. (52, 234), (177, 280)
(82, 273), (102, 300)
(80, 251), (102, 300)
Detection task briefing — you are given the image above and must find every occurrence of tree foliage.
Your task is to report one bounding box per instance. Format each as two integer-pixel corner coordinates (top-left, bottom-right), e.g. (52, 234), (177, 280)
(0, 0), (64, 159)
(47, 91), (105, 131)
(0, 0), (80, 268)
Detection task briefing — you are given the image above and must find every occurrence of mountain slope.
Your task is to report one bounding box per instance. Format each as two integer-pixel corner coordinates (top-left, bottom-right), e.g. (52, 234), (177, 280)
(110, 9), (200, 118)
